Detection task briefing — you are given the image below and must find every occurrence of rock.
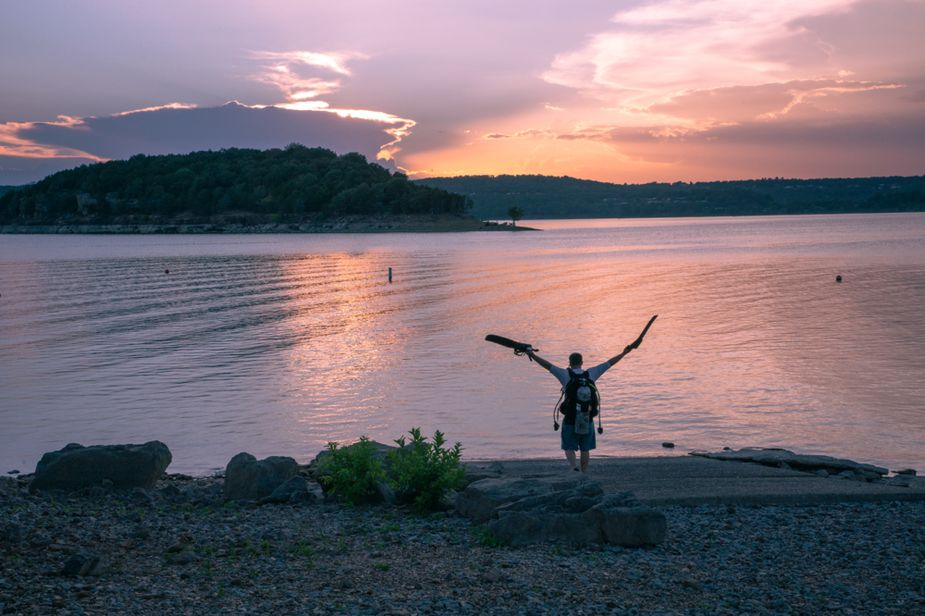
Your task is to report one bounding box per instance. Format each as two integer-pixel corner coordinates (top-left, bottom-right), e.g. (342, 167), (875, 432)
(884, 475), (913, 487)
(80, 485), (108, 499)
(837, 470), (855, 479)
(896, 469), (917, 476)
(130, 524), (151, 540)
(815, 469), (829, 477)
(157, 484), (185, 502)
(592, 505), (667, 547)
(224, 453), (299, 501)
(61, 552), (106, 577)
(454, 476), (576, 523)
(489, 509), (602, 547)
(462, 464), (503, 486)
(690, 447), (888, 477)
(487, 489), (663, 548)
(0, 522), (24, 545)
(30, 441), (172, 492)
(462, 477), (664, 547)
(494, 480), (606, 515)
(164, 549), (196, 565)
(129, 488), (157, 508)
(258, 476), (317, 505)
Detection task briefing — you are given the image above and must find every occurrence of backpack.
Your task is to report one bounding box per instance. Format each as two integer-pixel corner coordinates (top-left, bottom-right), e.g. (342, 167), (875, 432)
(554, 369), (602, 434)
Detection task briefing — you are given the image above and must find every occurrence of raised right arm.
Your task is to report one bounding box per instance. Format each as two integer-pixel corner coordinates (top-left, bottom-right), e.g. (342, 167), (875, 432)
(526, 349), (554, 372)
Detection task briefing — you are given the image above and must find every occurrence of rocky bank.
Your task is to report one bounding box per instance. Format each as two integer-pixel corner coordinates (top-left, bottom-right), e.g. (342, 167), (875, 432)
(3, 462), (925, 615)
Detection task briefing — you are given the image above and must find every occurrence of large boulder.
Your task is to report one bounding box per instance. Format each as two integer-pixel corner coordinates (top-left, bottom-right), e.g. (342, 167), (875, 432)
(454, 476), (577, 523)
(591, 495), (667, 547)
(224, 453), (299, 501)
(258, 476), (320, 505)
(30, 441), (172, 492)
(691, 448), (888, 477)
(458, 476), (666, 547)
(489, 509), (602, 547)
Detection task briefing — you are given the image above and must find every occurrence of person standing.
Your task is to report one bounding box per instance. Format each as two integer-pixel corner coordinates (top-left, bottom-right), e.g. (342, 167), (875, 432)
(526, 333), (648, 472)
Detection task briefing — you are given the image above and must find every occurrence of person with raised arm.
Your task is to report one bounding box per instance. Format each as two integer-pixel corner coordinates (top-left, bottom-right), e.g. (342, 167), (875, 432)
(525, 315), (656, 472)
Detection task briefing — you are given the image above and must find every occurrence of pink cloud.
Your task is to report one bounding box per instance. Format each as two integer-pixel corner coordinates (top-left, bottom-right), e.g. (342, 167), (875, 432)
(0, 117), (105, 161)
(250, 50), (369, 76)
(543, 0), (864, 107)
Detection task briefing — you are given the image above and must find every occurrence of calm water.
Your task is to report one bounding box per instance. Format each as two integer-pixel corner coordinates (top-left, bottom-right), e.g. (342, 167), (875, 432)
(2, 214), (924, 474)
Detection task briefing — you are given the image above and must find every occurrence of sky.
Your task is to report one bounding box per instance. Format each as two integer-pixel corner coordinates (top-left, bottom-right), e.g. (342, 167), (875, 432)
(1, 0), (924, 185)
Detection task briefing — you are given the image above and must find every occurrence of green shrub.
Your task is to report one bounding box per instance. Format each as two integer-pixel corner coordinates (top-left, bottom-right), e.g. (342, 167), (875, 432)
(317, 437), (385, 505)
(387, 427), (465, 512)
(472, 525), (506, 548)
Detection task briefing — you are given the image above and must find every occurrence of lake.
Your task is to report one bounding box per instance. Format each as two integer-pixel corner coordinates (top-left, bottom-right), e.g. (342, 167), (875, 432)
(2, 213), (924, 474)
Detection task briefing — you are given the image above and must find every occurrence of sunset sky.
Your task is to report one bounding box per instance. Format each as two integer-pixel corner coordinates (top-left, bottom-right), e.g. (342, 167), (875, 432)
(2, 0), (924, 185)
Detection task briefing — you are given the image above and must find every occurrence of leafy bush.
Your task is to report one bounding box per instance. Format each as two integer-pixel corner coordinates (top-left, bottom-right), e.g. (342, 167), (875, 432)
(387, 428), (465, 512)
(472, 526), (506, 548)
(316, 437), (385, 505)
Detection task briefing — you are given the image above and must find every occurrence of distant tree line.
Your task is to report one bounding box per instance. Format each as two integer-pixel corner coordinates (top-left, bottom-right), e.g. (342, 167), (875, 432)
(416, 174), (925, 219)
(0, 145), (469, 225)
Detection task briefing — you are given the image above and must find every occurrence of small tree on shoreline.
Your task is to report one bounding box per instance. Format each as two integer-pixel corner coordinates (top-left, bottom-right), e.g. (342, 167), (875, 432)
(507, 206), (523, 226)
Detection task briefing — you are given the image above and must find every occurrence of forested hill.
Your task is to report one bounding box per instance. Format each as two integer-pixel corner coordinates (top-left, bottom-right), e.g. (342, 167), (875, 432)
(416, 174), (925, 219)
(0, 145), (468, 225)
(0, 186), (15, 197)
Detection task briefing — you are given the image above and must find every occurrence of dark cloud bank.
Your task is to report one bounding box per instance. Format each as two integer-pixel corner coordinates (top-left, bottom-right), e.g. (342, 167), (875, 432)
(2, 102), (397, 185)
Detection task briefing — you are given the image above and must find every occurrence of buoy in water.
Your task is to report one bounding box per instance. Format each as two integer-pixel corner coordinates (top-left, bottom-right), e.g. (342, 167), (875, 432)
(835, 274), (842, 283)
(165, 269), (170, 274)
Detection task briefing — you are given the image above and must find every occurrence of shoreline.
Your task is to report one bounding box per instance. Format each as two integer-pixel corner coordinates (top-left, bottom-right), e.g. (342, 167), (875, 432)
(0, 215), (538, 234)
(2, 455), (924, 614)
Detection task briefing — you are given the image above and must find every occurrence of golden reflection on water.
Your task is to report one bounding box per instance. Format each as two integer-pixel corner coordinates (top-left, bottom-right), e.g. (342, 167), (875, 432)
(277, 252), (396, 438)
(1, 214), (924, 473)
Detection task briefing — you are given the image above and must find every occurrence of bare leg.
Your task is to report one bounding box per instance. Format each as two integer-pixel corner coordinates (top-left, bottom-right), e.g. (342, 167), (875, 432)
(580, 450), (590, 472)
(565, 449), (578, 470)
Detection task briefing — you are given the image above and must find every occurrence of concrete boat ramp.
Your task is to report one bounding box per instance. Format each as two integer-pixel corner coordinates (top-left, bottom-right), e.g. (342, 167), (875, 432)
(465, 455), (925, 506)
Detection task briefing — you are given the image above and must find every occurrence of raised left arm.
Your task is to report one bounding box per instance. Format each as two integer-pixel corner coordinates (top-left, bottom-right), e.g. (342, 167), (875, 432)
(608, 314), (658, 366)
(605, 344), (636, 367)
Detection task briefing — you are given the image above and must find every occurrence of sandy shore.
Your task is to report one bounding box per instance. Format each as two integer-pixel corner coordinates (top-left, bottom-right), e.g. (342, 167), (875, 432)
(2, 457), (924, 615)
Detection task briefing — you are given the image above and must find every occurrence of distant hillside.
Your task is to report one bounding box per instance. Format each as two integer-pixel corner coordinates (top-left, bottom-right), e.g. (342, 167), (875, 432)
(0, 186), (17, 198)
(0, 145), (469, 226)
(416, 174), (925, 219)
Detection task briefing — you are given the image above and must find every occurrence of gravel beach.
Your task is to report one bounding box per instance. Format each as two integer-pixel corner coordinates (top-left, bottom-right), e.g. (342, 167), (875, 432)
(2, 472), (924, 616)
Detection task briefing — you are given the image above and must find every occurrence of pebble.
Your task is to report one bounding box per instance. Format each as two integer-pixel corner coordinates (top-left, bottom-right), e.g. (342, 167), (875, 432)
(1, 475), (924, 615)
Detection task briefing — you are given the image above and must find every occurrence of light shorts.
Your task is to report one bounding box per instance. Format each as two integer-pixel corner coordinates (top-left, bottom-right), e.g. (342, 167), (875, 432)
(560, 422), (597, 452)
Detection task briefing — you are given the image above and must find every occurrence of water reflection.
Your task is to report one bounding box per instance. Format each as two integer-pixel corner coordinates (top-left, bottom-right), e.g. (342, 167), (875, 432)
(1, 213), (924, 473)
